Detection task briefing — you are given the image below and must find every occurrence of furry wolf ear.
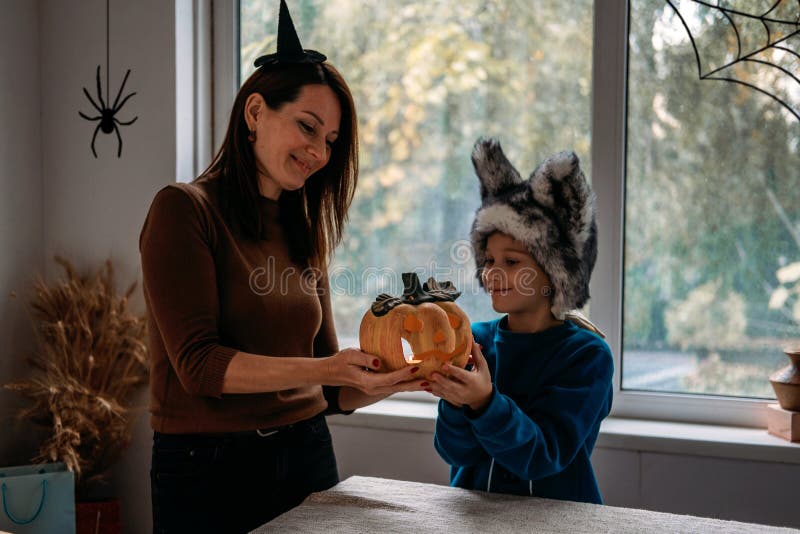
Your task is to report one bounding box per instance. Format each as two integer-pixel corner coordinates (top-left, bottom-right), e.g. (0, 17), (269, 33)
(471, 137), (523, 199)
(527, 151), (582, 208)
(528, 150), (595, 251)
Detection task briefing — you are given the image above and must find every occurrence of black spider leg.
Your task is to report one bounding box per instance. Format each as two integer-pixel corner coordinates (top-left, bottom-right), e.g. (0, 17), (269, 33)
(111, 69), (136, 113)
(94, 64), (107, 112)
(78, 66), (105, 118)
(110, 69), (138, 157)
(112, 110), (138, 158)
(113, 122), (123, 157)
(78, 66), (105, 119)
(78, 65), (107, 158)
(77, 107), (102, 157)
(89, 123), (102, 158)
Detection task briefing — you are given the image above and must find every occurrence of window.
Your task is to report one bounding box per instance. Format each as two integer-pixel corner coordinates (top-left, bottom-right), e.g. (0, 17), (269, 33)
(213, 0), (799, 426)
(622, 1), (799, 402)
(240, 0), (594, 348)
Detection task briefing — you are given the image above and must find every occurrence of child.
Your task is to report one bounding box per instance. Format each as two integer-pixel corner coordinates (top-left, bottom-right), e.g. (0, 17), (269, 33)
(428, 138), (613, 504)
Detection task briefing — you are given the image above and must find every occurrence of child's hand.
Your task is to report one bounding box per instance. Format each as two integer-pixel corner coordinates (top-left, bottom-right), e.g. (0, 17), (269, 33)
(426, 342), (493, 412)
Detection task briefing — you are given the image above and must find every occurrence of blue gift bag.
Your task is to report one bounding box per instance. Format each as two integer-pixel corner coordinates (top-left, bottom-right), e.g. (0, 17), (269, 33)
(0, 463), (75, 534)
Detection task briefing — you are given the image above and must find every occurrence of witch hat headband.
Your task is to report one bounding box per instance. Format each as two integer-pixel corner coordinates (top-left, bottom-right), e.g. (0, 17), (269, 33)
(254, 0), (326, 68)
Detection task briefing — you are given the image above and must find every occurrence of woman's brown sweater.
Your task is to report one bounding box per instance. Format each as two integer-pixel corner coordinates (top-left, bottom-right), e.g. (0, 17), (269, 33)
(139, 178), (340, 434)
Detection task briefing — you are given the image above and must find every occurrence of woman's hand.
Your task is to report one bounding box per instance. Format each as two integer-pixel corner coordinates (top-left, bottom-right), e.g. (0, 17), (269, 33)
(324, 348), (426, 396)
(427, 342), (493, 412)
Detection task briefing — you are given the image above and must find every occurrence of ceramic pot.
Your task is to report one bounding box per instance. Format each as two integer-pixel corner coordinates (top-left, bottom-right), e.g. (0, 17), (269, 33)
(770, 347), (800, 411)
(76, 498), (121, 534)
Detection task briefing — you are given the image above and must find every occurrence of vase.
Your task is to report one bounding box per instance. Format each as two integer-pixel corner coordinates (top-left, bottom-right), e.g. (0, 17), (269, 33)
(76, 498), (121, 534)
(770, 347), (800, 411)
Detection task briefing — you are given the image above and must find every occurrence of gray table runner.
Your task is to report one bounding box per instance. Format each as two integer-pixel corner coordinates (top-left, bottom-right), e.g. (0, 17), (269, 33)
(254, 476), (798, 533)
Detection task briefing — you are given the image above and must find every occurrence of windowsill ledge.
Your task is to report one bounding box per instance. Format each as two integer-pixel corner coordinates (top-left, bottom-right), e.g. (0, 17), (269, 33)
(327, 398), (800, 465)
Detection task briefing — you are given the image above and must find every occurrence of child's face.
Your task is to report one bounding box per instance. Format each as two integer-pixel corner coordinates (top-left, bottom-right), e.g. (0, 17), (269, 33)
(481, 233), (553, 314)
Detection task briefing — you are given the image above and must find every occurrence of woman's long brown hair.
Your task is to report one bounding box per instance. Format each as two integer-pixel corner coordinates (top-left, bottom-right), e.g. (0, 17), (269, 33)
(198, 62), (358, 269)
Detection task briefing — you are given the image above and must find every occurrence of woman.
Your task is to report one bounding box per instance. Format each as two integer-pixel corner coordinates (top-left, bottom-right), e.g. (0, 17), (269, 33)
(139, 2), (423, 532)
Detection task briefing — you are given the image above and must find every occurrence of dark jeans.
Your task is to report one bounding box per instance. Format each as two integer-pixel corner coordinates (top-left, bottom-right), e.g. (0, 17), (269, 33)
(150, 414), (339, 533)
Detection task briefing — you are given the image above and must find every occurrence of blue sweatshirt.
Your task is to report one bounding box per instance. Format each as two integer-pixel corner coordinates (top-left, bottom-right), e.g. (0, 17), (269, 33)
(433, 317), (613, 504)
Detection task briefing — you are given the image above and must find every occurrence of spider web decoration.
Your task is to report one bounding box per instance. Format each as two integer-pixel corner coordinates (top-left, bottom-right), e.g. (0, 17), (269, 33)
(665, 0), (800, 121)
(78, 0), (137, 158)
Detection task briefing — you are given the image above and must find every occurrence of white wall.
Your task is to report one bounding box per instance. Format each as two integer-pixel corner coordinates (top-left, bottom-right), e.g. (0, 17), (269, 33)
(40, 0), (175, 283)
(0, 0), (46, 470)
(2, 1), (175, 532)
(41, 1), (175, 532)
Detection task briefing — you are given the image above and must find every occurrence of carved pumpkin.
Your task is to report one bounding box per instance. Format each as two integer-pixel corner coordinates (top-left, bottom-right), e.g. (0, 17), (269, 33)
(359, 273), (472, 379)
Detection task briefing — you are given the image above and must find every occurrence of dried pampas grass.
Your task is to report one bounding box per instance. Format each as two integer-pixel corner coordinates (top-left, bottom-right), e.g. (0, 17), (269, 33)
(5, 256), (148, 497)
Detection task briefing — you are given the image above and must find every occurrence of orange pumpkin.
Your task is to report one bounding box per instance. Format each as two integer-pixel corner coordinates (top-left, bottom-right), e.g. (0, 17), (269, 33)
(359, 273), (472, 379)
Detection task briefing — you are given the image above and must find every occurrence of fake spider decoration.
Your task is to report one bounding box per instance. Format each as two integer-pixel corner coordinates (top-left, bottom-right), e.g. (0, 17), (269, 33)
(79, 65), (137, 158)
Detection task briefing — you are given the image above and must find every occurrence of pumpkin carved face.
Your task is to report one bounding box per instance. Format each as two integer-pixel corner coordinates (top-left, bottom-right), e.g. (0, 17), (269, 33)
(359, 273), (472, 379)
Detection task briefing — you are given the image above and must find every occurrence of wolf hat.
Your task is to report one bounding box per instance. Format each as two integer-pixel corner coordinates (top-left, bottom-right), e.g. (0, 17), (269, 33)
(470, 137), (598, 320)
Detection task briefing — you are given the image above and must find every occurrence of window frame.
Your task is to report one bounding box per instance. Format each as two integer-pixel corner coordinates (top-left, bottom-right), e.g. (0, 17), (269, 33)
(176, 0), (236, 180)
(212, 0), (240, 153)
(594, 0), (771, 428)
(208, 0), (774, 428)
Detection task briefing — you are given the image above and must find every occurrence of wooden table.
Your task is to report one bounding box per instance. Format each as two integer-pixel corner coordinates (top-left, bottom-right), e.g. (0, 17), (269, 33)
(253, 476), (799, 533)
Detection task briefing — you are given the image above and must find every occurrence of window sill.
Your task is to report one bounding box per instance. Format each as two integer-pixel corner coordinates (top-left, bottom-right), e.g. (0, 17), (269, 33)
(327, 398), (800, 465)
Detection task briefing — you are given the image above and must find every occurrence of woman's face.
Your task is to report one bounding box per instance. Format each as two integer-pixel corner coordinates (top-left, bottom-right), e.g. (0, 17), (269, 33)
(245, 84), (342, 198)
(481, 232), (553, 314)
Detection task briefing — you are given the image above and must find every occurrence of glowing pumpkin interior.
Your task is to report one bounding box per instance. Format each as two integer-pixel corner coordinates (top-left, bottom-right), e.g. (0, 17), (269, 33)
(359, 298), (472, 379)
